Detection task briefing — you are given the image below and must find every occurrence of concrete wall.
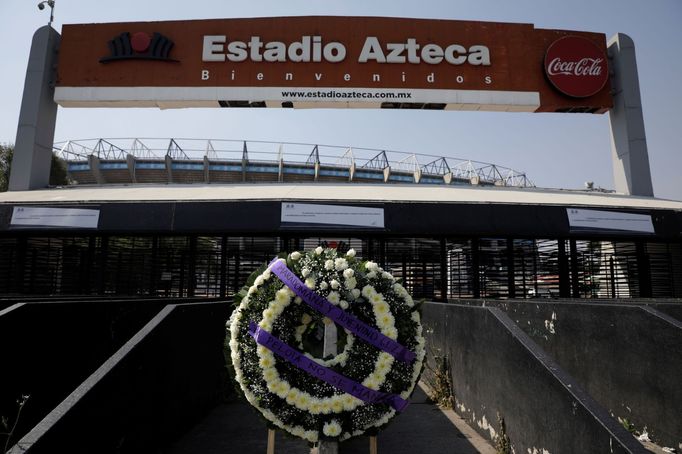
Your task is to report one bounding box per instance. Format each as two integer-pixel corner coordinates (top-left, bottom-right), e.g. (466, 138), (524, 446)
(10, 301), (230, 454)
(0, 299), (170, 447)
(651, 302), (682, 322)
(499, 300), (682, 450)
(422, 302), (646, 454)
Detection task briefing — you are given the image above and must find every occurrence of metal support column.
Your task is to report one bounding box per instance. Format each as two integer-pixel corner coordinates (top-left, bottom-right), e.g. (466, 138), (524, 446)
(150, 236), (158, 296)
(440, 238), (448, 302)
(220, 236), (228, 298)
(98, 236), (109, 295)
(471, 238), (480, 299)
(569, 240), (580, 298)
(558, 239), (571, 298)
(635, 241), (652, 298)
(86, 236), (96, 294)
(188, 236), (197, 297)
(506, 239), (516, 299)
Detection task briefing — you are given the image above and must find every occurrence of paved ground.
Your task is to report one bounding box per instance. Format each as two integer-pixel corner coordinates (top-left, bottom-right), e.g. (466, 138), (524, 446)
(166, 385), (495, 454)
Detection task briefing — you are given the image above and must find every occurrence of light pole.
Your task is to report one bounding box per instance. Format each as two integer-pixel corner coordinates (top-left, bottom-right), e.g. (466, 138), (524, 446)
(37, 0), (55, 27)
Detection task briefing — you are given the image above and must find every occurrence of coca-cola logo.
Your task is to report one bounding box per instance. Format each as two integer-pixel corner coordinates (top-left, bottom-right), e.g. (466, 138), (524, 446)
(544, 35), (608, 98)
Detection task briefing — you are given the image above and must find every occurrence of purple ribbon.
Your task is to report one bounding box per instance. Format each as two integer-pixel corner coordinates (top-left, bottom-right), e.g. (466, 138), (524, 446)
(249, 321), (409, 412)
(268, 258), (416, 363)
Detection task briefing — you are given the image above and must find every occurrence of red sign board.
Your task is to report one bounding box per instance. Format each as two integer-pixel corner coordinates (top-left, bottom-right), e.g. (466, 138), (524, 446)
(544, 35), (609, 98)
(55, 17), (613, 113)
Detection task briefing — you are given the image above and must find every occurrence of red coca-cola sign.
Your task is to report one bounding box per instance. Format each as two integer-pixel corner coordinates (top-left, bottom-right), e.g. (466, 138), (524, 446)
(544, 35), (609, 98)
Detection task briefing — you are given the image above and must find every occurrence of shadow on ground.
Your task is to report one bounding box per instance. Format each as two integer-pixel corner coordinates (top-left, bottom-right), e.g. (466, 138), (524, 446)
(166, 386), (489, 454)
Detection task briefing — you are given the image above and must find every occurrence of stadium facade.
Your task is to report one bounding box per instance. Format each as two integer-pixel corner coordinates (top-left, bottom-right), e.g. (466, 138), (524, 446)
(1, 16), (680, 301)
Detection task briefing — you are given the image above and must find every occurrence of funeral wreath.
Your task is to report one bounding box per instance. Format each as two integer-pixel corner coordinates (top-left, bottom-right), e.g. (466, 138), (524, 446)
(227, 247), (425, 443)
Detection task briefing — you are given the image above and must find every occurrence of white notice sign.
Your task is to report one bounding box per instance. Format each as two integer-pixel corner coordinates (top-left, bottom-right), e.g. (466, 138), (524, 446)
(566, 208), (654, 233)
(11, 206), (100, 229)
(281, 203), (384, 228)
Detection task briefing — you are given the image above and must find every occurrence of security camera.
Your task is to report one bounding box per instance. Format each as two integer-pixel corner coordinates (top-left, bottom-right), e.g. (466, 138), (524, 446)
(38, 2), (45, 9)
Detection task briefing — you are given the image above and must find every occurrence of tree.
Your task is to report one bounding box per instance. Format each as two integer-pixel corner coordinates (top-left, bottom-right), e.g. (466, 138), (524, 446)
(0, 144), (12, 192)
(50, 151), (69, 187)
(0, 143), (69, 192)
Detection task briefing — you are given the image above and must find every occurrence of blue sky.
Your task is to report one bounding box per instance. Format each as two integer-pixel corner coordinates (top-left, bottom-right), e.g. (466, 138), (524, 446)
(1, 0), (680, 200)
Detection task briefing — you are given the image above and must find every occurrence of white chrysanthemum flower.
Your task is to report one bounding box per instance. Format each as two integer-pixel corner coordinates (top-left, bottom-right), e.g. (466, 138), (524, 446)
(309, 399), (323, 414)
(254, 275), (265, 286)
(343, 268), (354, 278)
(334, 257), (348, 271)
(294, 296), (302, 304)
(373, 301), (389, 315)
(320, 400), (332, 414)
(320, 281), (329, 290)
(351, 288), (361, 299)
(262, 270), (272, 280)
(323, 420), (342, 437)
(301, 267), (311, 277)
(304, 430), (318, 443)
(261, 308), (276, 325)
(324, 259), (334, 270)
(382, 271), (394, 281)
(260, 356), (275, 369)
(345, 276), (357, 290)
(378, 313), (395, 329)
(342, 394), (359, 411)
(290, 251), (302, 260)
(411, 311), (421, 322)
(296, 393), (310, 410)
(366, 271), (377, 279)
(346, 248), (356, 258)
(301, 313), (312, 324)
(363, 377), (379, 390)
(315, 246), (324, 255)
(327, 291), (340, 304)
(305, 277), (316, 289)
(340, 300), (349, 310)
(365, 261), (379, 271)
(369, 293), (384, 305)
(330, 279), (340, 289)
(275, 288), (292, 305)
(362, 285), (376, 299)
(285, 389), (299, 405)
(331, 398), (344, 413)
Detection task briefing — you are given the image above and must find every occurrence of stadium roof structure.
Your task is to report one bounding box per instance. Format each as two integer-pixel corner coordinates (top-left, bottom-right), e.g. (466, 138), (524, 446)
(52, 138), (534, 188)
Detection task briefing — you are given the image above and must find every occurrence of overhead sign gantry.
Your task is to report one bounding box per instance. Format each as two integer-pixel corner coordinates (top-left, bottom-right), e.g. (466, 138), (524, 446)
(10, 16), (652, 197)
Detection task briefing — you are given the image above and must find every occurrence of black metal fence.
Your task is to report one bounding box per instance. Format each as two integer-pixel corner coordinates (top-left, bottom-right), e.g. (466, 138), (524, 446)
(1, 235), (680, 300)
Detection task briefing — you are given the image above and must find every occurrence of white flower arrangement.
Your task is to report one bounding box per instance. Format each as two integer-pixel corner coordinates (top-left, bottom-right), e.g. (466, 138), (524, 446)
(228, 247), (425, 443)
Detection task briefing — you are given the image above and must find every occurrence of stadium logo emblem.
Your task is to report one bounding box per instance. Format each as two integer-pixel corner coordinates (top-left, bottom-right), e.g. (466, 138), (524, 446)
(544, 35), (608, 98)
(100, 31), (177, 63)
